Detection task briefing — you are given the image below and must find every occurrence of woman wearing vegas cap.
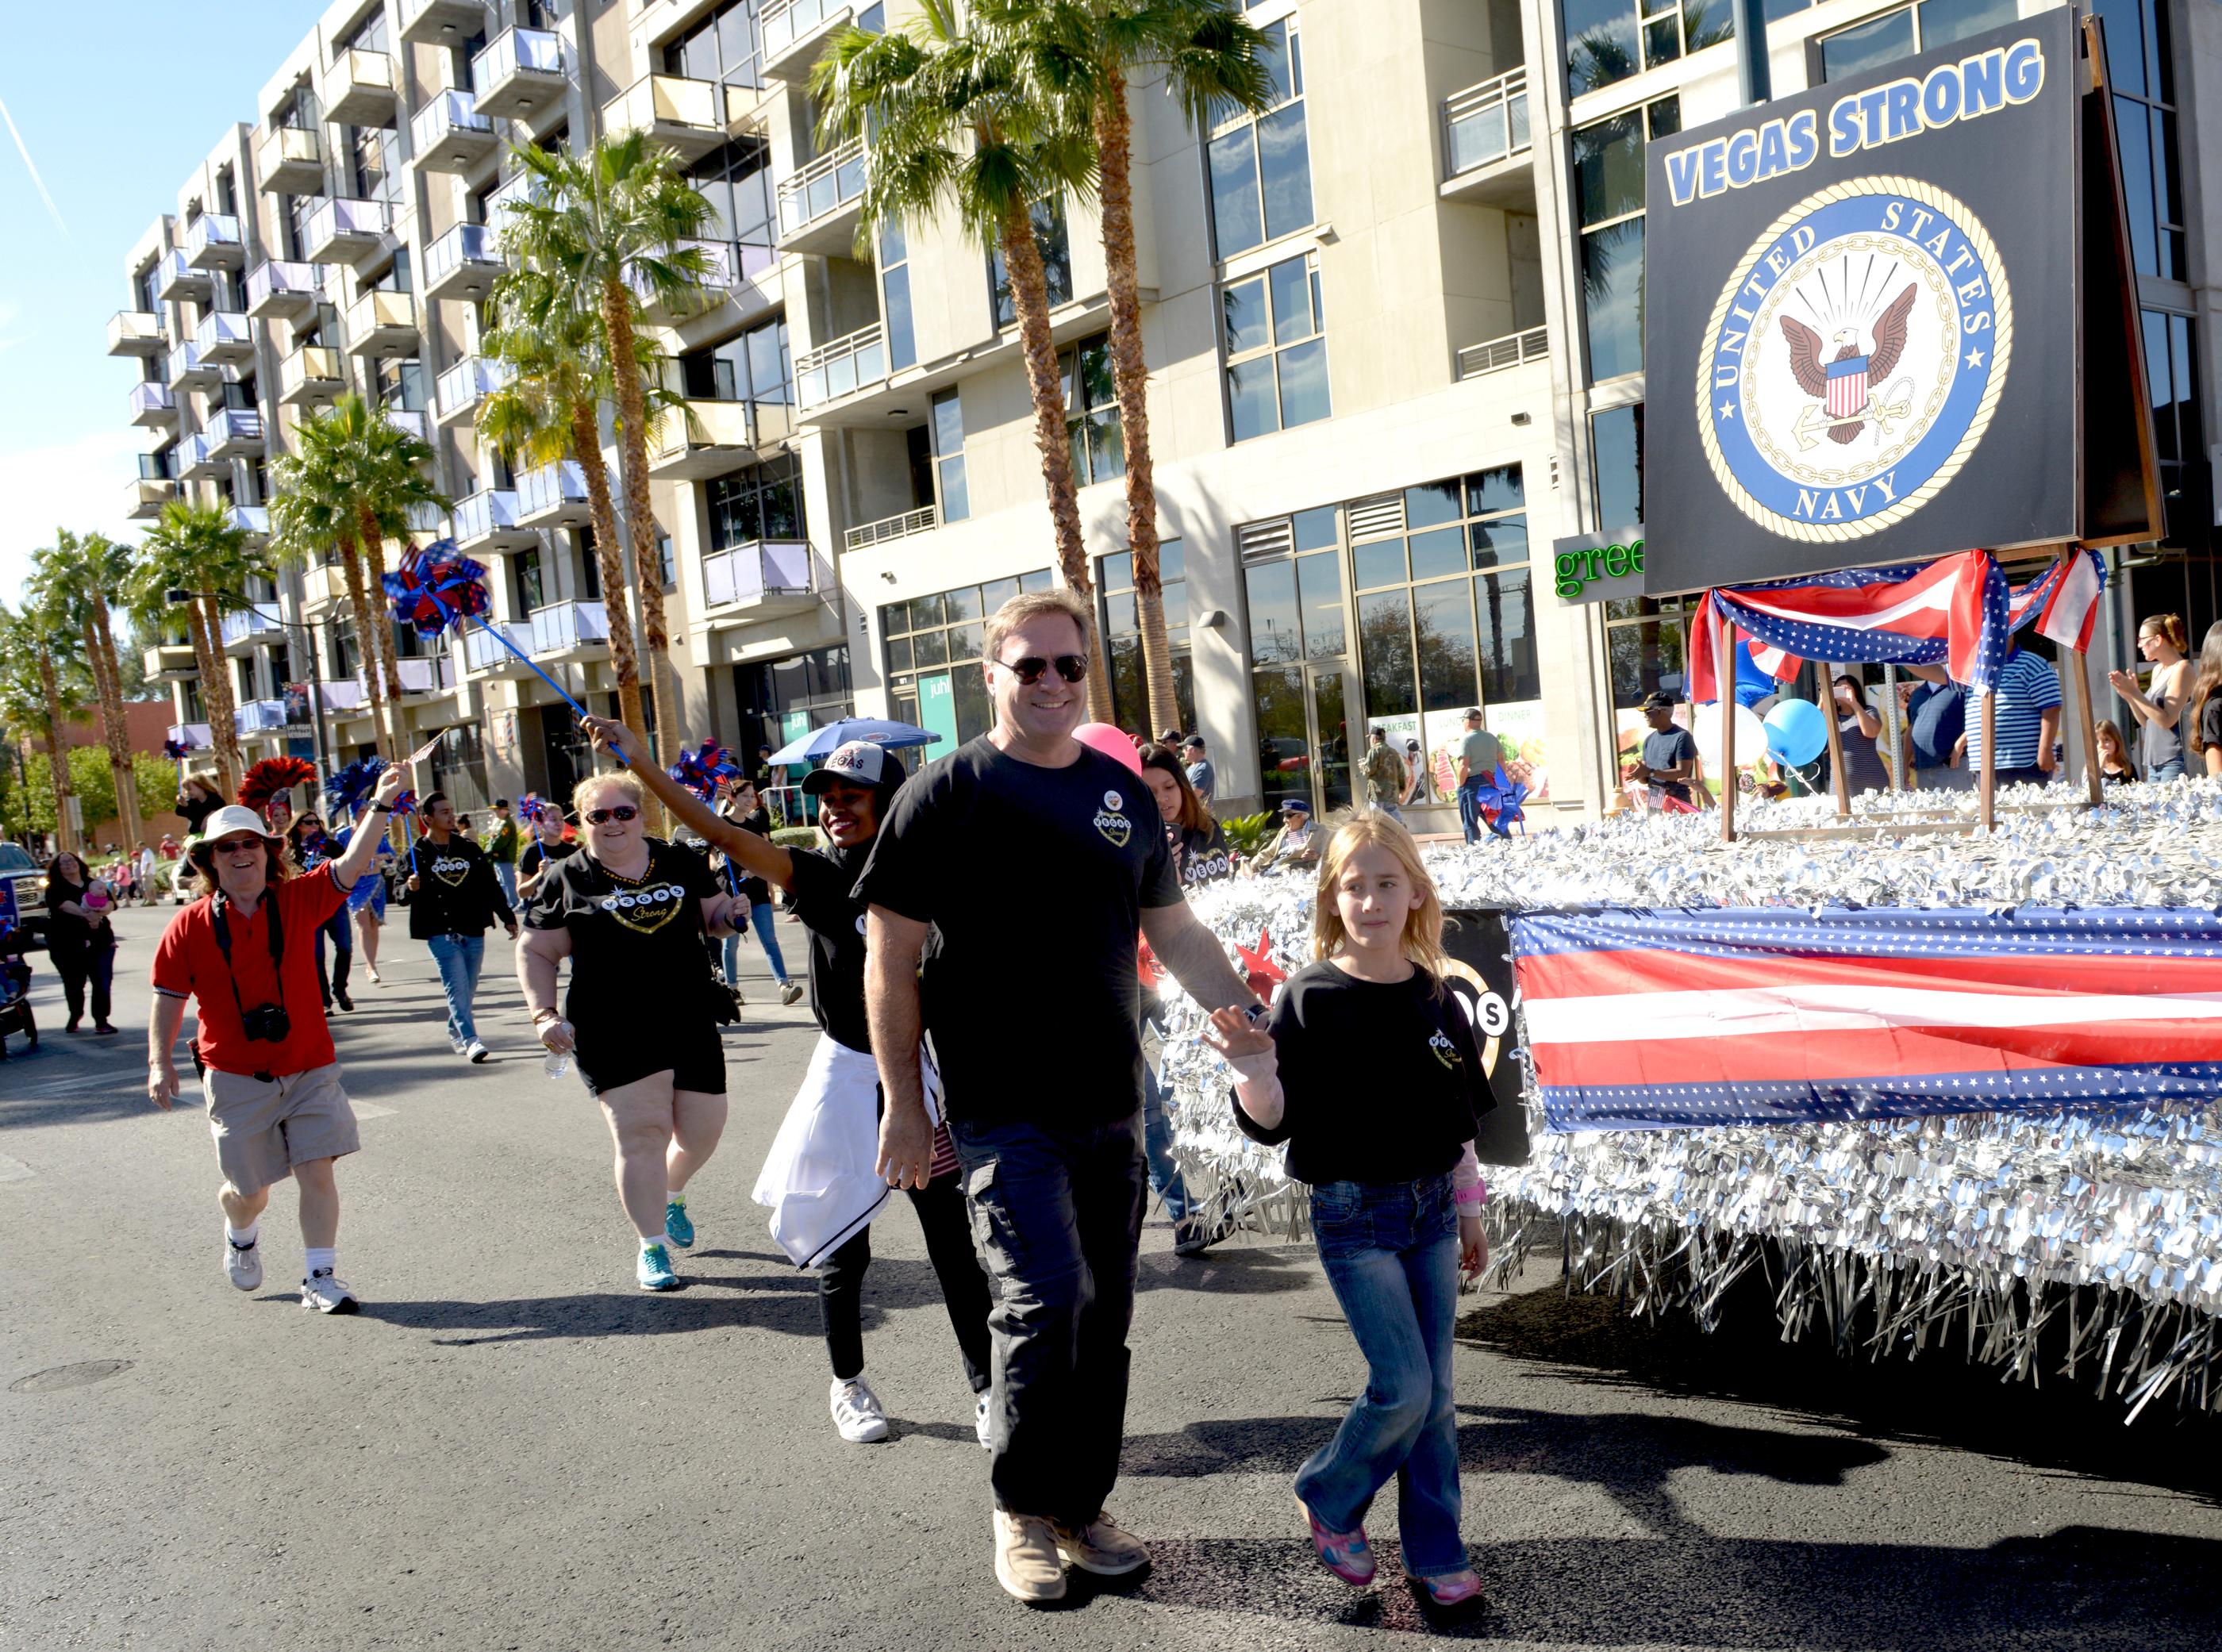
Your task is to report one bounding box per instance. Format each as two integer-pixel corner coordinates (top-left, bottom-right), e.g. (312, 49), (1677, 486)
(579, 716), (994, 1450)
(516, 768), (744, 1293)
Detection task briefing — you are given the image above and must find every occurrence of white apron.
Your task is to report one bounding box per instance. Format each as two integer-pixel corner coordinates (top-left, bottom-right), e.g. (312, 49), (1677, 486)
(752, 1035), (943, 1269)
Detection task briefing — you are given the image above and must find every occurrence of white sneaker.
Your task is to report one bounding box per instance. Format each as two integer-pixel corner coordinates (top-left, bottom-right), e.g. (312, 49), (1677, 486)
(975, 1393), (994, 1450)
(224, 1232), (262, 1293)
(465, 1039), (490, 1063)
(300, 1269), (359, 1314)
(779, 982), (804, 1006)
(830, 1377), (890, 1443)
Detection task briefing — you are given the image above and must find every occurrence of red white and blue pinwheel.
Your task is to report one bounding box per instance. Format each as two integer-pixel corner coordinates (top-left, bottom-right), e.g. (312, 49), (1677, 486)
(383, 541), (492, 639)
(668, 740), (740, 801)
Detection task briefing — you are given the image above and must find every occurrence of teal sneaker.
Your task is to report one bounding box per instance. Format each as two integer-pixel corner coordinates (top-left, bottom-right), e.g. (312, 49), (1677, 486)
(663, 1200), (694, 1249)
(636, 1243), (680, 1292)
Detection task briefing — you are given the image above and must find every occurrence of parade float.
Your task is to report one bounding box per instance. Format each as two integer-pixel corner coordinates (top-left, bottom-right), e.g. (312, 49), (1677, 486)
(1165, 12), (2221, 1418)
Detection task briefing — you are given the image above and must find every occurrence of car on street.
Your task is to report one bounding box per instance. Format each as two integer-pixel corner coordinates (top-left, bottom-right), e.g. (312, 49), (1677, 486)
(0, 842), (44, 947)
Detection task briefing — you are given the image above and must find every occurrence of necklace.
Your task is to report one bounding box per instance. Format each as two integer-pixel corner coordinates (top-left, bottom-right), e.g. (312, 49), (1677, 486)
(599, 845), (655, 886)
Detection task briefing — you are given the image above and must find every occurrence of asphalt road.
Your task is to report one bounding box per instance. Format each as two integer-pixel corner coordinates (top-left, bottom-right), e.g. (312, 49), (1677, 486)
(3, 905), (2219, 1650)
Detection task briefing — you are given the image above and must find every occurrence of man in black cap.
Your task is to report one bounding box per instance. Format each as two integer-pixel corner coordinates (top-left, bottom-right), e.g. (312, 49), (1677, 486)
(1629, 691), (1697, 807)
(1179, 735), (1214, 809)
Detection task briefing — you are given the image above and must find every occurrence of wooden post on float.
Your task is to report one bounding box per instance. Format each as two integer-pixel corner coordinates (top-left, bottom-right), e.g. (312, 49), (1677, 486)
(1978, 692), (1998, 831)
(1820, 662), (1851, 818)
(1719, 609), (1737, 843)
(2056, 544), (2106, 808)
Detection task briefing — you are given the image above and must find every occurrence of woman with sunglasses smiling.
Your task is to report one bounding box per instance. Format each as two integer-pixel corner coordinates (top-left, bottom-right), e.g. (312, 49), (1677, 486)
(516, 770), (742, 1292)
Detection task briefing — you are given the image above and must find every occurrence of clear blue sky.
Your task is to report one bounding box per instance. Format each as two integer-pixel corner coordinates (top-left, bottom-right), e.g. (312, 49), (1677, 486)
(0, 2), (327, 605)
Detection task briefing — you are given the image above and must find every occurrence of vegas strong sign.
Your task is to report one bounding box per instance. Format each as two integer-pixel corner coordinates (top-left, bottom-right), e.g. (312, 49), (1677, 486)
(1641, 10), (2078, 592)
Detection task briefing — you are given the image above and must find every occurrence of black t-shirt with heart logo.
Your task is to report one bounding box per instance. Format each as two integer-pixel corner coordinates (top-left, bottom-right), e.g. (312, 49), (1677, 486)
(851, 735), (1182, 1127)
(405, 833), (515, 939)
(525, 839), (721, 1039)
(786, 840), (871, 1053)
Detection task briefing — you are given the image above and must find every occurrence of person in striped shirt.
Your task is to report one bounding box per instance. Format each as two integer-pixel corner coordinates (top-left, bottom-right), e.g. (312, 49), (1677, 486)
(1912, 648), (2062, 786)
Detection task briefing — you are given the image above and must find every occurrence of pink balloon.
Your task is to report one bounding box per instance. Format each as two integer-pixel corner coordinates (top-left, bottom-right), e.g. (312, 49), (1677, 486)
(1073, 722), (1145, 777)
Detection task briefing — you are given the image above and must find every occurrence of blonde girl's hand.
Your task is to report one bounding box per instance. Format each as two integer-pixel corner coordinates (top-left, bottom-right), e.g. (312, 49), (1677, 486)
(1201, 1005), (1276, 1074)
(1459, 1213), (1488, 1280)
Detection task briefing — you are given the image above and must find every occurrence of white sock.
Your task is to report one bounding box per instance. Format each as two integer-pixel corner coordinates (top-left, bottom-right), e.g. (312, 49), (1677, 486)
(304, 1247), (336, 1277)
(667, 1190), (686, 1208)
(640, 1234), (665, 1252)
(226, 1221), (259, 1247)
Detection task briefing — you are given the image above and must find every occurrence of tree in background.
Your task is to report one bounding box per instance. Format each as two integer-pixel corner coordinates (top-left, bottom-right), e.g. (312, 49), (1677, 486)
(127, 502), (266, 792)
(0, 601), (94, 852)
(6, 746), (174, 843)
(29, 530), (149, 858)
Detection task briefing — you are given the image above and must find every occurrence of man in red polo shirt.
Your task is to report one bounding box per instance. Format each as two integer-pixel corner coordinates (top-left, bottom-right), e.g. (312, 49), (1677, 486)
(148, 766), (405, 1313)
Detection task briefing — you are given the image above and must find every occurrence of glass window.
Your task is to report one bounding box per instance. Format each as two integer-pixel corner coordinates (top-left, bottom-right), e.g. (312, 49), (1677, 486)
(881, 576), (1051, 760)
(1571, 98), (1673, 384)
(1062, 334), (1123, 486)
(1244, 559), (1301, 664)
(705, 453), (805, 550)
(989, 198), (1074, 328)
(1097, 540), (1195, 733)
(1567, 0), (1730, 99)
(1592, 403), (1644, 528)
(1224, 252), (1329, 442)
(663, 0), (763, 89)
(1208, 17), (1311, 258)
(1297, 550), (1346, 656)
(931, 389), (968, 522)
(879, 221), (916, 372)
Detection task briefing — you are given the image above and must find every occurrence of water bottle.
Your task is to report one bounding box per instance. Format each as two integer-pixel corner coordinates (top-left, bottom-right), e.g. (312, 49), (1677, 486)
(542, 1020), (574, 1080)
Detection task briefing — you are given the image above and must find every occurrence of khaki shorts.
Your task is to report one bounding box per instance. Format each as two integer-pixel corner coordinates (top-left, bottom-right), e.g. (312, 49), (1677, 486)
(202, 1062), (361, 1196)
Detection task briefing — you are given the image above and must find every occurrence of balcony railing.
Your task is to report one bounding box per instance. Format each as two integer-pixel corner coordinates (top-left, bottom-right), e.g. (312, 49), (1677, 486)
(325, 48), (399, 127)
(347, 289), (418, 354)
(844, 503), (938, 552)
(155, 248), (211, 302)
(650, 397), (766, 478)
(206, 408), (264, 458)
(125, 478), (178, 519)
(486, 166), (548, 228)
(246, 259), (324, 318)
(128, 381), (176, 425)
(628, 237), (775, 321)
(795, 324), (886, 407)
(775, 137), (866, 240)
(356, 655), (455, 700)
(383, 407), (431, 443)
(167, 341), (219, 390)
(529, 601), (609, 655)
(221, 604), (286, 649)
(761, 0), (878, 77)
(454, 488), (527, 546)
(106, 310), (167, 355)
(424, 221), (505, 302)
(406, 500), (448, 535)
(471, 26), (566, 122)
(517, 459), (590, 524)
(464, 620), (533, 674)
(702, 539), (818, 609)
(280, 345), (344, 404)
(178, 434), (221, 479)
(600, 73), (742, 163)
(194, 309), (256, 367)
(1455, 324), (1547, 381)
(303, 196), (391, 264)
(410, 89), (495, 172)
(236, 699), (294, 734)
(183, 213), (244, 270)
(229, 506), (271, 540)
(1442, 67), (1531, 180)
(435, 355), (513, 422)
(256, 125), (324, 194)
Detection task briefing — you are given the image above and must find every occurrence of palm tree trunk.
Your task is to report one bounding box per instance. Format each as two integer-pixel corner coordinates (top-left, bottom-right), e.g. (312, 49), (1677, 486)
(180, 601), (230, 799)
(86, 588), (144, 852)
(1094, 79), (1178, 737)
(602, 275), (683, 772)
(573, 401), (649, 751)
(356, 510), (407, 763)
(197, 597), (246, 792)
(335, 540), (397, 766)
(998, 199), (1115, 723)
(34, 649), (75, 854)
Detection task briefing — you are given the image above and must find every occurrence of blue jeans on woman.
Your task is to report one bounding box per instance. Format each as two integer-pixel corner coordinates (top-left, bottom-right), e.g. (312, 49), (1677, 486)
(313, 903), (352, 1007)
(722, 901), (794, 987)
(425, 933), (485, 1047)
(1140, 1058), (1191, 1223)
(1300, 1172), (1467, 1577)
(2151, 756), (2187, 782)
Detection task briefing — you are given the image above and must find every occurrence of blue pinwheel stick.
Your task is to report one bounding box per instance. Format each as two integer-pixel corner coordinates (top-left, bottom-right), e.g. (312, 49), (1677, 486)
(385, 541), (627, 764)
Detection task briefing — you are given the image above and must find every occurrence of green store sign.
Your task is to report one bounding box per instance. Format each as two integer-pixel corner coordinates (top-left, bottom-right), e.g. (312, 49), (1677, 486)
(1551, 525), (1646, 604)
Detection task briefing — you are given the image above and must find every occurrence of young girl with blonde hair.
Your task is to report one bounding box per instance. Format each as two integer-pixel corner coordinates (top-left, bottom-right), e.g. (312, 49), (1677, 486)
(1201, 809), (1491, 1609)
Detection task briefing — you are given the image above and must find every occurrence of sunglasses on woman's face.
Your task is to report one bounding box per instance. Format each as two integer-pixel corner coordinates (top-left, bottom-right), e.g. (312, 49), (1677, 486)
(995, 653), (1088, 685)
(584, 805), (640, 825)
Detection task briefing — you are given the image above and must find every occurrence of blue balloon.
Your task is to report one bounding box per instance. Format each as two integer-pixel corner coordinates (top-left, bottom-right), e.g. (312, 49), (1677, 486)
(1764, 697), (1829, 766)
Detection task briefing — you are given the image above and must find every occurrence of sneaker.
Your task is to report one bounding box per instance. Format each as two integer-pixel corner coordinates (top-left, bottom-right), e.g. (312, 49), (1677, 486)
(333, 988), (354, 1012)
(636, 1243), (680, 1292)
(1048, 1510), (1150, 1577)
(465, 1039), (490, 1063)
(224, 1232), (263, 1293)
(448, 1033), (467, 1056)
(830, 1377), (890, 1443)
(664, 1200), (694, 1249)
(1409, 1569), (1485, 1609)
(300, 1269), (359, 1314)
(93, 1022), (118, 1035)
(778, 981), (804, 1006)
(1298, 1496), (1374, 1586)
(991, 1510), (1067, 1604)
(974, 1393), (994, 1450)
(1172, 1216), (1222, 1258)
(367, 965), (383, 984)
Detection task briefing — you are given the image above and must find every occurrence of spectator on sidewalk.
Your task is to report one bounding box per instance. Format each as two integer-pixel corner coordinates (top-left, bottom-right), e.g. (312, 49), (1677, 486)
(486, 800), (521, 905)
(1181, 735), (1216, 809)
(1361, 728), (1407, 820)
(1453, 709), (1501, 843)
(2109, 613), (2191, 782)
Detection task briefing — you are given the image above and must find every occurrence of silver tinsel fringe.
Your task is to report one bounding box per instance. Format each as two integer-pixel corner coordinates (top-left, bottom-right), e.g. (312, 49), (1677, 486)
(1159, 784), (2222, 1417)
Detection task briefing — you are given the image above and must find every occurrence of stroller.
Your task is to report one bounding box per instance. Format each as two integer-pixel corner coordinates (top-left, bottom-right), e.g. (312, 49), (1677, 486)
(0, 920), (37, 1058)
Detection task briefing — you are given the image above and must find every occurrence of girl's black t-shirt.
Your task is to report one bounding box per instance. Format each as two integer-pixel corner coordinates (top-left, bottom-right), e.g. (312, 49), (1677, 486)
(1233, 959), (1494, 1186)
(517, 839), (579, 882)
(1175, 820), (1235, 887)
(786, 840), (871, 1051)
(525, 839), (720, 1035)
(2201, 693), (2222, 758)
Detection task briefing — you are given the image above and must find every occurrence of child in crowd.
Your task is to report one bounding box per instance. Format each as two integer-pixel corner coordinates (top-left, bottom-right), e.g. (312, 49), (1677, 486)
(1201, 810), (1490, 1609)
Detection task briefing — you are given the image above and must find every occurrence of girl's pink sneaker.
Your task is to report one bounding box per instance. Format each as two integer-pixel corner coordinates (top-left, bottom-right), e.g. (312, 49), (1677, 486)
(1297, 1496), (1374, 1586)
(1409, 1568), (1485, 1608)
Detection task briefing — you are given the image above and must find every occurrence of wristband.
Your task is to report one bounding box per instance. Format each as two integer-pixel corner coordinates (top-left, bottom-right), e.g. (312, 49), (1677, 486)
(1455, 1184), (1487, 1208)
(370, 801), (394, 813)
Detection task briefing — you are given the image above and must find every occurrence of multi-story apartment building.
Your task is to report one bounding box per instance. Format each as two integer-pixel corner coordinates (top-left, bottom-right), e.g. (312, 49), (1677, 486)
(110, 0), (2216, 824)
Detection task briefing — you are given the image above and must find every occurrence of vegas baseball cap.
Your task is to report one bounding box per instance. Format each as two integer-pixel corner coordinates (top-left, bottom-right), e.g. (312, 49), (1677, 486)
(801, 740), (909, 795)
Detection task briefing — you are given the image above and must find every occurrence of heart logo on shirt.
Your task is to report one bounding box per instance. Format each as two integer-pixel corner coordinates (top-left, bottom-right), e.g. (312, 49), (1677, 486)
(1094, 809), (1131, 848)
(1428, 1031), (1462, 1071)
(429, 855), (471, 887)
(595, 882), (689, 935)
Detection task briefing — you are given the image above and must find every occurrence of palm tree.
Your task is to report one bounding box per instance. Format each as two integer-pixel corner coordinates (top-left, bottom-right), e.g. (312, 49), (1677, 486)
(1005, 0), (1271, 735)
(814, 0), (1115, 719)
(129, 501), (266, 792)
(29, 529), (148, 854)
(0, 600), (93, 852)
(480, 267), (649, 748)
(501, 136), (717, 765)
(270, 395), (451, 766)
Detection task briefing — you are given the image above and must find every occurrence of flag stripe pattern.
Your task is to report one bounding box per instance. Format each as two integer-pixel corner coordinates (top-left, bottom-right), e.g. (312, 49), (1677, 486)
(1686, 550), (2106, 705)
(1512, 905), (2222, 1132)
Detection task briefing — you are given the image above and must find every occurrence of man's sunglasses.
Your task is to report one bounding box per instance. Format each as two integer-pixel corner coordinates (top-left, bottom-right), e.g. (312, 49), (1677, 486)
(209, 836), (267, 855)
(584, 805), (640, 825)
(994, 653), (1088, 685)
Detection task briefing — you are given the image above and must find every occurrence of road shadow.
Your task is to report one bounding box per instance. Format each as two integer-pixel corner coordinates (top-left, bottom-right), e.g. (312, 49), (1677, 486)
(1460, 1277), (2222, 1504)
(1136, 1243), (1314, 1297)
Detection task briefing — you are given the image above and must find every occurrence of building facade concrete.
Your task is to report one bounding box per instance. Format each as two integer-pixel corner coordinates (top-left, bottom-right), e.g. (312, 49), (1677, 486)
(109, 0), (2218, 827)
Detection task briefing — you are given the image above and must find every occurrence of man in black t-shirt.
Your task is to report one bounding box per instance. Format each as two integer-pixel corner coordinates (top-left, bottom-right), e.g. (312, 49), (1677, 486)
(405, 792), (516, 1062)
(852, 588), (1259, 1604)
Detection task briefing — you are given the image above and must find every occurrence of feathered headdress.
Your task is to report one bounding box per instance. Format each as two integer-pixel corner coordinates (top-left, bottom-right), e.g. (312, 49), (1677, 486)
(667, 740), (740, 802)
(325, 756), (387, 816)
(237, 756), (318, 820)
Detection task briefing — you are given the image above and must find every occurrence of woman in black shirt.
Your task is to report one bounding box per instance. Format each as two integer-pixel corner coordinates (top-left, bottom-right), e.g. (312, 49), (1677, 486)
(581, 714), (994, 1450)
(1202, 812), (1488, 1608)
(513, 802), (577, 901)
(517, 771), (739, 1294)
(286, 813), (355, 1012)
(1138, 741), (1232, 889)
(44, 850), (117, 1034)
(2189, 620), (2222, 779)
(175, 771), (225, 836)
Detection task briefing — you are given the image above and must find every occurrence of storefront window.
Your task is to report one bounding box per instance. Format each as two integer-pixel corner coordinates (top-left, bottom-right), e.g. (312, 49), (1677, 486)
(734, 644), (853, 817)
(881, 571), (1054, 762)
(1098, 541), (1194, 736)
(1574, 97), (1678, 383)
(1240, 505), (1351, 813)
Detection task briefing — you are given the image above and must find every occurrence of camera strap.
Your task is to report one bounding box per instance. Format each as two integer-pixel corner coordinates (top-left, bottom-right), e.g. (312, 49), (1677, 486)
(212, 889), (286, 1032)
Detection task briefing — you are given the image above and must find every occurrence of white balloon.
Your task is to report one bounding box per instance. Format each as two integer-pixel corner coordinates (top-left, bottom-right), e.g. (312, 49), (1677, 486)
(1690, 702), (1767, 773)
